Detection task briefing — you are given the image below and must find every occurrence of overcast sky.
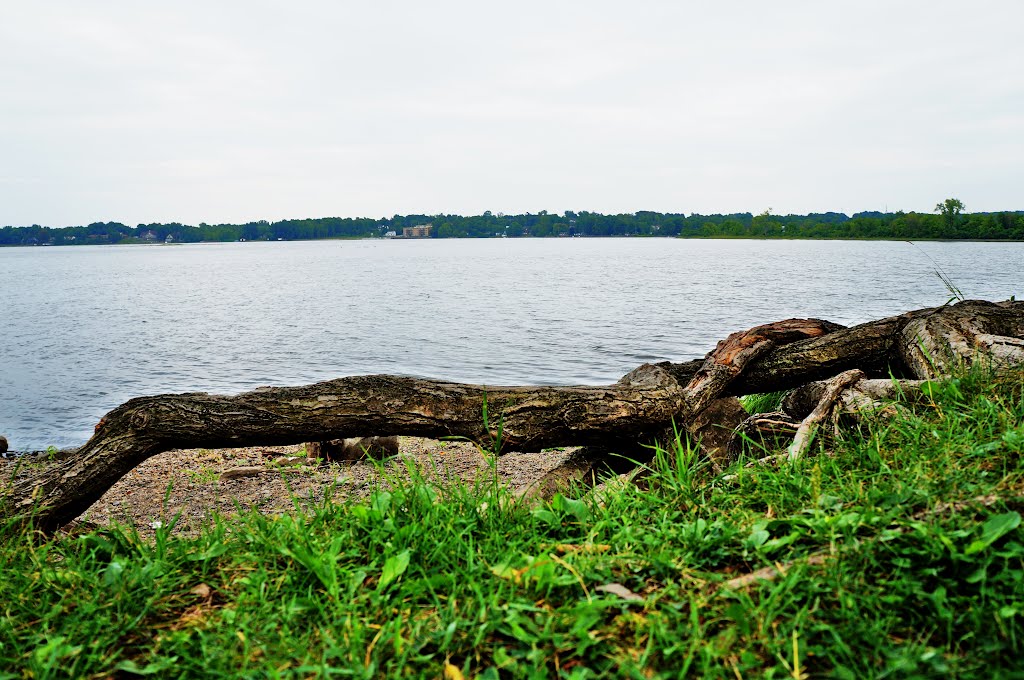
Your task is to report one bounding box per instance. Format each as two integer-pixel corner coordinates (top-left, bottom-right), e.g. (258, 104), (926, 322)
(2, 1), (1022, 227)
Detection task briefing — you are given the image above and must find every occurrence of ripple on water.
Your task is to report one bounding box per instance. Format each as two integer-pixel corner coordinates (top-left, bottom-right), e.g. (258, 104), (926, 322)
(1, 239), (1022, 449)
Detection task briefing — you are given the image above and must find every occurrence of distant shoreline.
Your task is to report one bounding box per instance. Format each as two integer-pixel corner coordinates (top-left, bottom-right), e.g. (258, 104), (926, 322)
(3, 234), (1024, 249)
(4, 207), (1023, 245)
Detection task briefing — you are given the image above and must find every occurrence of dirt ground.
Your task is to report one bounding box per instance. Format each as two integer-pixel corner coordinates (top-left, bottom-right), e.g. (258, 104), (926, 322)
(2, 438), (575, 536)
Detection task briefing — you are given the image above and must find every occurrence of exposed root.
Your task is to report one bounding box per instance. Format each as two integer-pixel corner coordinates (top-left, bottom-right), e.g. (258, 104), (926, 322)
(514, 450), (601, 503)
(728, 411), (801, 460)
(788, 369), (865, 461)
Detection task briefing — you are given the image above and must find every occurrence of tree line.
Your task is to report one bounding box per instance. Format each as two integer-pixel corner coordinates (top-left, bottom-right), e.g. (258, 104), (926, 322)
(3, 203), (1023, 246)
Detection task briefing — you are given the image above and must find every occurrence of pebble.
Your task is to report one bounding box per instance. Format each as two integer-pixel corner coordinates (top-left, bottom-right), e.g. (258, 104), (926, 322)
(219, 466), (265, 481)
(271, 456), (306, 467)
(1, 438), (573, 535)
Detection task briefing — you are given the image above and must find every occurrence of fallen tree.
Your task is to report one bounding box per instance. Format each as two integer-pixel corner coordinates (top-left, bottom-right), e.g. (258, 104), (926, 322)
(3, 299), (1023, 531)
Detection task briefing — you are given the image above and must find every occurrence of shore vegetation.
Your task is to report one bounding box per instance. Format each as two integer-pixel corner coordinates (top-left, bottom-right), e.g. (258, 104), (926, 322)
(2, 365), (1023, 677)
(4, 200), (1024, 246)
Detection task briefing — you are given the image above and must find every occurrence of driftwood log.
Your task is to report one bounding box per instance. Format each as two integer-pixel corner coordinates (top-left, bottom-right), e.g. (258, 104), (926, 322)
(3, 299), (1022, 532)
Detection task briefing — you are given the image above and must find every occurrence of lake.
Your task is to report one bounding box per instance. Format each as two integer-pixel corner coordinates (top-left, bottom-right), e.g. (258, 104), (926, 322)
(1, 238), (1022, 450)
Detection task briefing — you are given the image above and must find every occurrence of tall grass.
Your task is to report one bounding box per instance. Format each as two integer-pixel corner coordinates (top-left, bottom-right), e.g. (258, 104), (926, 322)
(906, 241), (966, 303)
(1, 367), (1022, 678)
(739, 390), (788, 415)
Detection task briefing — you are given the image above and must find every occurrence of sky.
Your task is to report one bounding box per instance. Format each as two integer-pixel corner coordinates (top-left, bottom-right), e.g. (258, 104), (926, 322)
(2, 1), (1022, 227)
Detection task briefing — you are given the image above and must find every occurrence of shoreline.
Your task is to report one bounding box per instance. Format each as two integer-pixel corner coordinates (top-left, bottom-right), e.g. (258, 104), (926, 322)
(1, 438), (574, 535)
(4, 234), (1024, 250)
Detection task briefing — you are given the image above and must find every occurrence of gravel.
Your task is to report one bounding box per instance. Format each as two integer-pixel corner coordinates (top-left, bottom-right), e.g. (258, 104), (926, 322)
(3, 438), (574, 536)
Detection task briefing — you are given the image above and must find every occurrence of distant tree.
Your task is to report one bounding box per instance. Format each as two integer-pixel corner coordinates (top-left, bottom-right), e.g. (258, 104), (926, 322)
(935, 198), (966, 234)
(8, 204), (1024, 247)
(751, 208), (781, 236)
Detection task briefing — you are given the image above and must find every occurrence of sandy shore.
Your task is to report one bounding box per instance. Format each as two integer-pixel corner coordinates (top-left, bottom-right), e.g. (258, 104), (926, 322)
(3, 438), (574, 535)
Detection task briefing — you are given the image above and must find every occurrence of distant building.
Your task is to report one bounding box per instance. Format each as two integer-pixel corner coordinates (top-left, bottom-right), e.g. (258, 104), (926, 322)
(402, 224), (433, 238)
(384, 230), (397, 238)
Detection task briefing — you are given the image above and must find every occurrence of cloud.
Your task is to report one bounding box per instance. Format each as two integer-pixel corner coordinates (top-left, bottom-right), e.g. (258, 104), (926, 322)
(2, 0), (1022, 225)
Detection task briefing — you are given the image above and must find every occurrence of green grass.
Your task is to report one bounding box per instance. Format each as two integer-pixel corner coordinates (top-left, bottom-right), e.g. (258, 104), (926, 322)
(2, 368), (1023, 678)
(740, 390), (789, 415)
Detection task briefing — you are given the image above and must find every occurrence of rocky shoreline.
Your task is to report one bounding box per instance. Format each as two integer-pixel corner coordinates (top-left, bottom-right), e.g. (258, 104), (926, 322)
(2, 438), (574, 535)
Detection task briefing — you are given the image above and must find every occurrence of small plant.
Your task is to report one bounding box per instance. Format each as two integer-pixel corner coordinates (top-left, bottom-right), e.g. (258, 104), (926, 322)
(906, 240), (965, 303)
(480, 392), (505, 458)
(185, 465), (219, 484)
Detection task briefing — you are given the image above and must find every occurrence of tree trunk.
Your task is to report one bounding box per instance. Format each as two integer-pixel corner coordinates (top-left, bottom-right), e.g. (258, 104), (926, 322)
(3, 299), (1021, 531)
(3, 366), (687, 531)
(898, 299), (1024, 378)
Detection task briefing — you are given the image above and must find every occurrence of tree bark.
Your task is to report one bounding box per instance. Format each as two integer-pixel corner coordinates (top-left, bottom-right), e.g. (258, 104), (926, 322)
(728, 412), (802, 459)
(898, 299), (1024, 378)
(3, 299), (1022, 531)
(3, 366), (687, 531)
(787, 369), (866, 460)
(679, 318), (845, 417)
(783, 378), (928, 421)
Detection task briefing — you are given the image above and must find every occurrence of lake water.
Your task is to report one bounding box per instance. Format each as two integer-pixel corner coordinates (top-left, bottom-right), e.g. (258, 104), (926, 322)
(1, 238), (1022, 450)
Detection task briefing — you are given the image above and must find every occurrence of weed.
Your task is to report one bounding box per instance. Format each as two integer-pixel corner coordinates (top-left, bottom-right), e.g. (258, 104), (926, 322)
(906, 241), (966, 303)
(184, 465), (219, 485)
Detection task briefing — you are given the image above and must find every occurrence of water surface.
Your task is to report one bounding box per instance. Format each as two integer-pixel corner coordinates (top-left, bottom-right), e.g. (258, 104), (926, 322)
(1, 238), (1021, 449)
